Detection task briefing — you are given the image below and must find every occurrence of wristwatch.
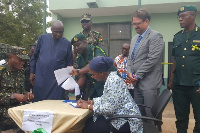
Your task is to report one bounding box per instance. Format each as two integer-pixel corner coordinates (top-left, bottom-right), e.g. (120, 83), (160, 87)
(76, 69), (80, 74)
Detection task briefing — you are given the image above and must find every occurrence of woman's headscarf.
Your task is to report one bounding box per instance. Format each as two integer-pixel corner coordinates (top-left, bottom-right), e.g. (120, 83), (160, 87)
(89, 56), (113, 72)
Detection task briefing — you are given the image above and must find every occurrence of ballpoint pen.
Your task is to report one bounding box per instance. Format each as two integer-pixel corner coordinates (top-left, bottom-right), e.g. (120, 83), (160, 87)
(80, 92), (83, 100)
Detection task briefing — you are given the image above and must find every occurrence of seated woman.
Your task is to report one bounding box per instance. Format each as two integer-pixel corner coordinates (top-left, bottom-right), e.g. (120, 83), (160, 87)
(77, 56), (143, 133)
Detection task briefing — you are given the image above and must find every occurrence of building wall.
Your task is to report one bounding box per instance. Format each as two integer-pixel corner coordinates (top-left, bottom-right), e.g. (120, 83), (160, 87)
(56, 12), (200, 80)
(49, 0), (199, 10)
(49, 0), (200, 86)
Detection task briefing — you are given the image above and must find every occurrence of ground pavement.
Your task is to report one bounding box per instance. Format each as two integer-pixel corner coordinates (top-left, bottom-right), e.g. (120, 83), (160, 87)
(162, 102), (194, 133)
(69, 96), (195, 133)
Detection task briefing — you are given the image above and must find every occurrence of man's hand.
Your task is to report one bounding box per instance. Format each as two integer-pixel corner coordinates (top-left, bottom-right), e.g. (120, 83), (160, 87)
(77, 100), (89, 109)
(168, 81), (173, 90)
(13, 93), (28, 102)
(127, 73), (138, 84)
(30, 73), (35, 86)
(70, 68), (78, 76)
(26, 92), (34, 101)
(196, 88), (200, 93)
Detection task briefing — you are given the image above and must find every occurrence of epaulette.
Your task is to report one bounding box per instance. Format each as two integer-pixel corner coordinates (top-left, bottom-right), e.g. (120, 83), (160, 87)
(195, 26), (200, 32)
(93, 30), (99, 34)
(0, 65), (6, 71)
(174, 30), (183, 36)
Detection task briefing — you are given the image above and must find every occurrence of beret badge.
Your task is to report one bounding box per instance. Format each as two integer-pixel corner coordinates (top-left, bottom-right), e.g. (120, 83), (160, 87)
(74, 37), (78, 41)
(180, 7), (184, 11)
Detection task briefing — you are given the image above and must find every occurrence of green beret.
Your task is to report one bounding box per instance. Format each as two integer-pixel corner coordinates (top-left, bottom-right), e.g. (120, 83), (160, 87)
(71, 33), (86, 45)
(80, 13), (91, 21)
(10, 46), (30, 60)
(177, 5), (197, 15)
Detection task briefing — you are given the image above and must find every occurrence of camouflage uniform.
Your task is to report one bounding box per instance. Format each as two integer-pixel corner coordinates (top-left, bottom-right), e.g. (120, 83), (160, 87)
(0, 46), (29, 131)
(81, 30), (104, 47)
(73, 13), (104, 69)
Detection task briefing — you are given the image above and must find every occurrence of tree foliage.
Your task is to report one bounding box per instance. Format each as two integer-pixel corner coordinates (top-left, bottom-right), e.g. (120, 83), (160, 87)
(0, 0), (51, 49)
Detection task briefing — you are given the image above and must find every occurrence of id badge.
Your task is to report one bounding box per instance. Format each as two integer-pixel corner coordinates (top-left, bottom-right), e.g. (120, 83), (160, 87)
(122, 72), (127, 79)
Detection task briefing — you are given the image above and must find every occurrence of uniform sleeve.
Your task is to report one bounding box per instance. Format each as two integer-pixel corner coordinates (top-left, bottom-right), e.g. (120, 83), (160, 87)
(0, 70), (13, 106)
(0, 89), (13, 106)
(93, 74), (127, 115)
(172, 38), (175, 56)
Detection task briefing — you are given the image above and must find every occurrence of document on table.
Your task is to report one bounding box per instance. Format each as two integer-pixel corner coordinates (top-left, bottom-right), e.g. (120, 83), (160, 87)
(54, 67), (80, 96)
(63, 100), (80, 108)
(22, 110), (54, 133)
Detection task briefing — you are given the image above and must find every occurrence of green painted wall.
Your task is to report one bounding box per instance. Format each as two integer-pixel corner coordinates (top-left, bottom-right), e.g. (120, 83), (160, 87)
(49, 0), (198, 10)
(63, 15), (132, 41)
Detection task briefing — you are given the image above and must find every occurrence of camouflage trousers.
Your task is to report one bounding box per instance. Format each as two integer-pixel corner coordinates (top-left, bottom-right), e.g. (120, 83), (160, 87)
(0, 106), (24, 133)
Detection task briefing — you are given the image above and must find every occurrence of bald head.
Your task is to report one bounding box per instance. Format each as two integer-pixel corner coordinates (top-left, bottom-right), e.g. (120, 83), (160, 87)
(122, 43), (130, 57)
(51, 20), (64, 28)
(51, 20), (64, 39)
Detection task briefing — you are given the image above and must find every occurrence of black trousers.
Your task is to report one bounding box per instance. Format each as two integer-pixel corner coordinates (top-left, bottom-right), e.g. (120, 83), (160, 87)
(172, 85), (200, 133)
(0, 117), (24, 133)
(82, 115), (130, 133)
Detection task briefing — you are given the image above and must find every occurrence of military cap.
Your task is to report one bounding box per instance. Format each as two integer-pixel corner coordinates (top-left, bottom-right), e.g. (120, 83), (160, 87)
(80, 13), (92, 21)
(177, 5), (197, 15)
(71, 33), (86, 45)
(10, 46), (30, 60)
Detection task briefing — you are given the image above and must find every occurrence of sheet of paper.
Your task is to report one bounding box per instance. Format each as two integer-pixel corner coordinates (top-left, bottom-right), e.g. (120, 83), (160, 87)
(22, 110), (54, 133)
(54, 66), (73, 85)
(70, 103), (80, 108)
(61, 77), (80, 96)
(0, 59), (6, 65)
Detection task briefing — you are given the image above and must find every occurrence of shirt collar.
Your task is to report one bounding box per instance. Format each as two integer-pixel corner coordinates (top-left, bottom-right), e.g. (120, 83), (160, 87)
(140, 26), (149, 38)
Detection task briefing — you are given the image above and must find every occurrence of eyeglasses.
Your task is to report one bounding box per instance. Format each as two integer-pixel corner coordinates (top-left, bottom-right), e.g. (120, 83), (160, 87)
(132, 21), (143, 26)
(177, 14), (192, 20)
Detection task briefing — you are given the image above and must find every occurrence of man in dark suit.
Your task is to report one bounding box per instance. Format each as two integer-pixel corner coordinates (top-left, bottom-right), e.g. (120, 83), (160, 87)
(169, 5), (200, 133)
(127, 8), (164, 118)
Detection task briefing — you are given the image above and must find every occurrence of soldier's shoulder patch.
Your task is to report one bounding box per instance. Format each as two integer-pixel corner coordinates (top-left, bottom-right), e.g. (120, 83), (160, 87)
(93, 30), (99, 34)
(0, 65), (6, 71)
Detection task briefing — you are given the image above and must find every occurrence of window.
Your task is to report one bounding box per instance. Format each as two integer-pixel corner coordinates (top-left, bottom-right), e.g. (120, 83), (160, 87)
(92, 22), (131, 59)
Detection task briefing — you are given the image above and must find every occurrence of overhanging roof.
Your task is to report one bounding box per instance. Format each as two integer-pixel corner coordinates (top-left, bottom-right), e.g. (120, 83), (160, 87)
(50, 2), (200, 18)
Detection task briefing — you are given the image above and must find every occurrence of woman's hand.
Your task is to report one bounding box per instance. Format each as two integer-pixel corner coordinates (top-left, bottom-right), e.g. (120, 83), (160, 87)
(77, 101), (89, 109)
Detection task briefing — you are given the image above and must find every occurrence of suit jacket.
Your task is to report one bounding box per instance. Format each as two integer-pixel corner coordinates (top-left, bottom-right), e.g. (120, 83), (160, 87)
(127, 28), (164, 90)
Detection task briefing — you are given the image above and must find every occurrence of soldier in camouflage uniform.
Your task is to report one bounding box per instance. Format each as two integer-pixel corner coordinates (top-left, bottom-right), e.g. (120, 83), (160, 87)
(80, 13), (104, 47)
(0, 43), (10, 61)
(0, 46), (34, 132)
(73, 13), (104, 68)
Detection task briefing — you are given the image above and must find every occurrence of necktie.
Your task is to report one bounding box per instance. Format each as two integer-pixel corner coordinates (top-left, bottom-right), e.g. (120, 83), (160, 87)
(131, 35), (142, 60)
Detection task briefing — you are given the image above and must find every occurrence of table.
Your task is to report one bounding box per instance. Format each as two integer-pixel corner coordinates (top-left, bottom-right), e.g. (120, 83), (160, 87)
(8, 100), (92, 133)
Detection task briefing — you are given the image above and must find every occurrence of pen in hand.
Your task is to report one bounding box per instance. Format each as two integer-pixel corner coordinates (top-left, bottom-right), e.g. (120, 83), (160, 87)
(77, 92), (83, 107)
(80, 92), (83, 100)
